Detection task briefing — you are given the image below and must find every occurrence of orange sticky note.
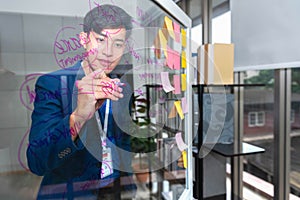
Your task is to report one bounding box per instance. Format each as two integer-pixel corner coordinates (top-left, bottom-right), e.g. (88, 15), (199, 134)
(181, 74), (186, 91)
(168, 104), (176, 118)
(164, 16), (175, 39)
(153, 33), (161, 59)
(181, 28), (186, 48)
(181, 51), (186, 68)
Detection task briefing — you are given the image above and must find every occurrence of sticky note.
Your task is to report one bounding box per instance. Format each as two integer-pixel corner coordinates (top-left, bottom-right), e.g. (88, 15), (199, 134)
(160, 72), (174, 93)
(168, 104), (176, 118)
(164, 16), (175, 39)
(153, 34), (161, 59)
(173, 22), (181, 43)
(159, 29), (168, 58)
(175, 132), (188, 152)
(174, 100), (184, 120)
(173, 75), (181, 95)
(181, 51), (186, 68)
(166, 46), (180, 70)
(166, 46), (173, 69)
(181, 28), (187, 48)
(173, 50), (180, 70)
(181, 97), (188, 114)
(182, 150), (187, 168)
(181, 74), (186, 91)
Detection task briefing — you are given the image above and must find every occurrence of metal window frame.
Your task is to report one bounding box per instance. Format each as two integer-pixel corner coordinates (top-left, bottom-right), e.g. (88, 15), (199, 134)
(274, 68), (291, 200)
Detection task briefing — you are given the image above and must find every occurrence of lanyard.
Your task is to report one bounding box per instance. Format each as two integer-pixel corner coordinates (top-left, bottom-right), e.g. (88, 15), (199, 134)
(95, 99), (110, 146)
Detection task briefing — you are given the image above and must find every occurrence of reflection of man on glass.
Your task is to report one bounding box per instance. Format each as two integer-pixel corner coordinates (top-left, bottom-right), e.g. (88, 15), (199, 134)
(27, 4), (136, 199)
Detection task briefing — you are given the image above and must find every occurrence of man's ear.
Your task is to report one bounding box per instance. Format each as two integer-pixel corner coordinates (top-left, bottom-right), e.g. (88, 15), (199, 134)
(79, 32), (88, 49)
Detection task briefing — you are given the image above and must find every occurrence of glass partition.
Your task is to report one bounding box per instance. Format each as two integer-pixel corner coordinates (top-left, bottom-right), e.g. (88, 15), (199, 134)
(290, 68), (300, 197)
(243, 70), (275, 199)
(0, 0), (192, 199)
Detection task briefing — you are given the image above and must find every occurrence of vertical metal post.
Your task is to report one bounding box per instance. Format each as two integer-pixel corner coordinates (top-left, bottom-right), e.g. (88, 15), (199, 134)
(194, 1), (212, 199)
(274, 69), (291, 200)
(233, 72), (244, 200)
(202, 0), (212, 44)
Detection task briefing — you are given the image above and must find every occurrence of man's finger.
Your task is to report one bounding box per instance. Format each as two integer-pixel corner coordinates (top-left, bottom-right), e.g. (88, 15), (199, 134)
(84, 68), (107, 79)
(92, 68), (107, 79)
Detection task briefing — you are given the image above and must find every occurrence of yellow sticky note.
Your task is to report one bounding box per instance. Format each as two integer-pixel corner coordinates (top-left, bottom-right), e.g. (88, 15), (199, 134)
(181, 51), (186, 68)
(164, 16), (175, 39)
(181, 28), (186, 48)
(181, 74), (186, 91)
(174, 101), (184, 120)
(159, 29), (168, 58)
(182, 150), (187, 169)
(168, 104), (176, 118)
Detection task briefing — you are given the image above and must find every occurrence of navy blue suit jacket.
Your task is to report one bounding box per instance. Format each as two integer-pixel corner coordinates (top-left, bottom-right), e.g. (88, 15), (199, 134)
(27, 62), (135, 199)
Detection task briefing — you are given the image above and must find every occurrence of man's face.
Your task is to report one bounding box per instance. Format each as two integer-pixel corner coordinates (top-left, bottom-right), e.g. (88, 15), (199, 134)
(82, 28), (126, 74)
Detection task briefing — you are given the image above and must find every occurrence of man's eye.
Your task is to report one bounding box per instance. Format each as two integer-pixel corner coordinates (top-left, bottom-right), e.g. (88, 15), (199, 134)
(114, 43), (124, 48)
(96, 37), (105, 42)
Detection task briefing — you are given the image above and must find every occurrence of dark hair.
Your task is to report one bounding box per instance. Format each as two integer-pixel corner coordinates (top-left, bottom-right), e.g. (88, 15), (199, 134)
(83, 4), (132, 38)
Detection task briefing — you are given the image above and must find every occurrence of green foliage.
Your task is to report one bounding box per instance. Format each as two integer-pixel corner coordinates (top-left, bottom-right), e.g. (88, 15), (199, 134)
(130, 93), (157, 154)
(244, 70), (274, 88)
(244, 69), (300, 93)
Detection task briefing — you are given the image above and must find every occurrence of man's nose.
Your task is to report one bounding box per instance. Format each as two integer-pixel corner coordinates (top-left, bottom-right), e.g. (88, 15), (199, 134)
(102, 40), (113, 57)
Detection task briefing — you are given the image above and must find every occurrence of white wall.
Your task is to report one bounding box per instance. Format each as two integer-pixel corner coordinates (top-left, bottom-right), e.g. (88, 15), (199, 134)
(0, 0), (136, 17)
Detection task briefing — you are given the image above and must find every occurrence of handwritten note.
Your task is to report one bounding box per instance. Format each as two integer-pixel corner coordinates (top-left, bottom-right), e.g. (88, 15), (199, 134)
(173, 22), (181, 43)
(181, 28), (187, 48)
(181, 74), (186, 91)
(181, 51), (186, 69)
(164, 16), (175, 39)
(175, 132), (188, 152)
(161, 72), (174, 93)
(173, 75), (181, 95)
(174, 101), (184, 120)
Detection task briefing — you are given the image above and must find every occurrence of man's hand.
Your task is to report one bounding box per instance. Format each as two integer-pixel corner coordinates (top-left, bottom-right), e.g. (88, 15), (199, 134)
(70, 68), (124, 140)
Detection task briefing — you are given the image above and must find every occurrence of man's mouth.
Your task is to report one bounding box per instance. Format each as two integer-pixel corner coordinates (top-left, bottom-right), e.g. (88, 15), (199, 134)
(99, 59), (112, 66)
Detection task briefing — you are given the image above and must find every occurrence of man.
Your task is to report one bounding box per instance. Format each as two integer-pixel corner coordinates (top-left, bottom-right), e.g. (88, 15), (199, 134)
(27, 4), (135, 199)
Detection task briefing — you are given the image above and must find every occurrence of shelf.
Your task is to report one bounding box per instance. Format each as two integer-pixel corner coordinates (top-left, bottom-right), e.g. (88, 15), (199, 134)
(192, 84), (266, 88)
(192, 142), (265, 158)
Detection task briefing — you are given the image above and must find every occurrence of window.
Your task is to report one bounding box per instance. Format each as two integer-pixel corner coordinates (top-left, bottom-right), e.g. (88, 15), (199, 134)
(291, 109), (295, 123)
(248, 111), (265, 127)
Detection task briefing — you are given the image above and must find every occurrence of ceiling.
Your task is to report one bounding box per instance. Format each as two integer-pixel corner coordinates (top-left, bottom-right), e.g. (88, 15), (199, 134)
(175, 0), (230, 27)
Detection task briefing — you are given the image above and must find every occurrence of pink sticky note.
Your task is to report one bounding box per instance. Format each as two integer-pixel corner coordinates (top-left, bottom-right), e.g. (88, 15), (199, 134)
(175, 132), (188, 151)
(173, 22), (181, 43)
(166, 46), (180, 70)
(173, 75), (181, 94)
(160, 72), (174, 93)
(166, 46), (173, 69)
(173, 50), (180, 70)
(181, 97), (188, 113)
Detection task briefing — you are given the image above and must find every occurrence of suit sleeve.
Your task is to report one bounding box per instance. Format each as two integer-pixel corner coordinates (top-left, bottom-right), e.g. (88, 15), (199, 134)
(26, 75), (85, 176)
